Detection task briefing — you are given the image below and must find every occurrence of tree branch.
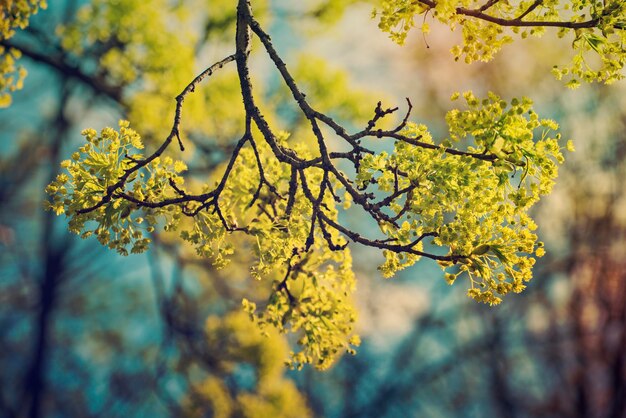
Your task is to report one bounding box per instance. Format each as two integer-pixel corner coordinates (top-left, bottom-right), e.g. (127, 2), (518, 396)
(416, 0), (602, 29)
(0, 39), (123, 102)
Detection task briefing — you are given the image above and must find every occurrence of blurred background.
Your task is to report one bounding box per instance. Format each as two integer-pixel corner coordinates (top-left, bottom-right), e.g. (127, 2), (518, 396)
(1, 1), (625, 417)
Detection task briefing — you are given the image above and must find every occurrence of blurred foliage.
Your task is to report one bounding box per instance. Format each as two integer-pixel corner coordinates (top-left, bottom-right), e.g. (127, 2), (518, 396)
(0, 0), (47, 106)
(186, 311), (312, 418)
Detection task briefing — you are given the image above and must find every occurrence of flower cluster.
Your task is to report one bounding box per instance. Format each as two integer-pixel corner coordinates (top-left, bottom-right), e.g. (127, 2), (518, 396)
(375, 0), (626, 86)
